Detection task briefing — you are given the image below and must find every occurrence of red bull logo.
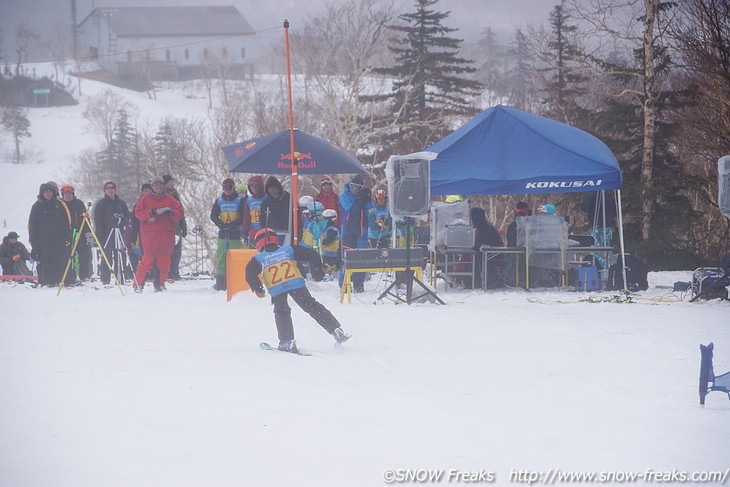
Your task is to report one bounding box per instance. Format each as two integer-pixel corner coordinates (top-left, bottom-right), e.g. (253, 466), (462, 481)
(234, 141), (256, 158)
(281, 151), (312, 161)
(278, 151), (317, 169)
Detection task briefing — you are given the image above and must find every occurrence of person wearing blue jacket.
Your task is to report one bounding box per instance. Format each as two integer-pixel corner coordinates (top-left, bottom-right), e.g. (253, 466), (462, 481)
(339, 174), (373, 292)
(245, 228), (350, 353)
(367, 189), (392, 249)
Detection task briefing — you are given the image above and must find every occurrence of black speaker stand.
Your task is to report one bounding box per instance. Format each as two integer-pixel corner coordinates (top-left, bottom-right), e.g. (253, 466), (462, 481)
(376, 217), (445, 305)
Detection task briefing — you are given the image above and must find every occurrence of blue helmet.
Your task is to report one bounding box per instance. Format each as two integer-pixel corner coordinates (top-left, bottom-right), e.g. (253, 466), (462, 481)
(307, 200), (324, 215)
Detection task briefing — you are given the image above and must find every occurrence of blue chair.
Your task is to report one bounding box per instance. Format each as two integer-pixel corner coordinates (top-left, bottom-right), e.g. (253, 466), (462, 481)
(699, 343), (730, 405)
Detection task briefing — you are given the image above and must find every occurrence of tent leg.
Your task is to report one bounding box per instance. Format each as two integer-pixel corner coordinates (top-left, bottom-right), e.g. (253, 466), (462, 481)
(616, 189), (628, 293)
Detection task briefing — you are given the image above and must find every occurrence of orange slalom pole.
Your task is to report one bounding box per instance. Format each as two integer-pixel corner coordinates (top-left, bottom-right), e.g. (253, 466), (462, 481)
(284, 19), (298, 244)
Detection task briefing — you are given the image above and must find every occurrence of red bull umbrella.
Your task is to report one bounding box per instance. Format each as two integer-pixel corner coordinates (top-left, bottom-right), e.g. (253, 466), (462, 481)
(222, 129), (366, 175)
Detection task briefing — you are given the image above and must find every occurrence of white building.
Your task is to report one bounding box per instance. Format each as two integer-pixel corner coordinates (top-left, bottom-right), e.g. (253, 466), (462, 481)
(77, 6), (257, 80)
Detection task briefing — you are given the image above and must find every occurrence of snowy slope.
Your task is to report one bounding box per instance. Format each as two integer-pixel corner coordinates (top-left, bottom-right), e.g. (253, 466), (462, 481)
(1, 278), (729, 487)
(1, 65), (729, 487)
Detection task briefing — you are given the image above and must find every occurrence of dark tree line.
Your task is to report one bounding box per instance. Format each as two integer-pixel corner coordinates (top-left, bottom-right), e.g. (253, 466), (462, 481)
(57, 0), (730, 270)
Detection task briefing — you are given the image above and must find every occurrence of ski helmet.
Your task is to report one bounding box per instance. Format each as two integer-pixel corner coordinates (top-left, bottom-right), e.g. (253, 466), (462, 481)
(307, 200), (324, 215)
(299, 195), (314, 207)
(254, 228), (279, 251)
(322, 209), (337, 220)
(374, 189), (387, 203)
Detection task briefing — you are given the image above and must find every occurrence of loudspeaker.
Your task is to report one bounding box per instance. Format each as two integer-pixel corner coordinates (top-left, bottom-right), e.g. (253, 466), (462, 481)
(386, 156), (430, 217)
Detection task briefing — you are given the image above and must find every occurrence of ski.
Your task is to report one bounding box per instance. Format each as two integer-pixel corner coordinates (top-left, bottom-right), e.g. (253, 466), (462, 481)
(259, 342), (312, 356)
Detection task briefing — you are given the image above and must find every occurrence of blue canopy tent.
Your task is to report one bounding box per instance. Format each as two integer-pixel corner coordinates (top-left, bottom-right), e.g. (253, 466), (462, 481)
(420, 105), (627, 290)
(425, 105), (621, 195)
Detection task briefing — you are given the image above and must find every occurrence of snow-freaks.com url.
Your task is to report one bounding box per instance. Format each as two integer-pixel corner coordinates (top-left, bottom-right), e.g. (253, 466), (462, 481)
(381, 468), (730, 484)
(509, 468), (730, 484)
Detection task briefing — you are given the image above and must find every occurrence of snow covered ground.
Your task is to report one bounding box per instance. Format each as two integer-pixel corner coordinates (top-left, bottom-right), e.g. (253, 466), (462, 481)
(1, 65), (729, 487)
(1, 274), (729, 487)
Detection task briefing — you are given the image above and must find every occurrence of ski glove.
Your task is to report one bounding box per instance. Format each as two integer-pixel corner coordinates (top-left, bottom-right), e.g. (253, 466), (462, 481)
(254, 289), (266, 298)
(12, 254), (20, 261)
(31, 248), (40, 260)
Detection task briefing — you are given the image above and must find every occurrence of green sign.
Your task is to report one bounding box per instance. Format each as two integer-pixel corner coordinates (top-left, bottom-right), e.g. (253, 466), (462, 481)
(33, 88), (50, 95)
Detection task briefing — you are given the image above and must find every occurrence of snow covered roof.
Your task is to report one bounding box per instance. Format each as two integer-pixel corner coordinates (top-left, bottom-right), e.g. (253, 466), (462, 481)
(80, 6), (255, 37)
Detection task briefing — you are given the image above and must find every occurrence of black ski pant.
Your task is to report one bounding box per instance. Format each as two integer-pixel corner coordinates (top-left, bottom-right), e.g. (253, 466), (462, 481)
(271, 287), (341, 342)
(169, 238), (182, 279)
(342, 235), (366, 290)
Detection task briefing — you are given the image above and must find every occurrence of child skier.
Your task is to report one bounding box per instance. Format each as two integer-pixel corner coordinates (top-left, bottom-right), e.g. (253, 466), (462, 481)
(319, 209), (341, 273)
(245, 227), (350, 353)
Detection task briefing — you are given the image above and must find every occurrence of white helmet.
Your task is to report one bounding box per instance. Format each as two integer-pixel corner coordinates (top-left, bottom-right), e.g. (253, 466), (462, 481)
(322, 209), (337, 219)
(298, 195), (314, 207)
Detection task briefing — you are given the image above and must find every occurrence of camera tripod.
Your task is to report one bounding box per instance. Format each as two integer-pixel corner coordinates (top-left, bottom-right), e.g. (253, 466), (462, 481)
(100, 215), (138, 289)
(58, 210), (126, 296)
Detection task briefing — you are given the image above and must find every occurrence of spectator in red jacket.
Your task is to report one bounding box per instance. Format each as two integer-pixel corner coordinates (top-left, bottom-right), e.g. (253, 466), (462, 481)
(314, 176), (341, 227)
(133, 176), (184, 293)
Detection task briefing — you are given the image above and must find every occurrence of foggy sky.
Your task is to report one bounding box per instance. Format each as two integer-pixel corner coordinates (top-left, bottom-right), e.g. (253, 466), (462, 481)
(0, 0), (554, 63)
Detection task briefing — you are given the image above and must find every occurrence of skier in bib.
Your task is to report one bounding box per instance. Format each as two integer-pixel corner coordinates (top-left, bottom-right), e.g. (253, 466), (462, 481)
(245, 228), (349, 353)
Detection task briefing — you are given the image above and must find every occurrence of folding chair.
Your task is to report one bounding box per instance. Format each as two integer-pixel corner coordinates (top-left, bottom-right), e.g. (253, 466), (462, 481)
(699, 343), (730, 405)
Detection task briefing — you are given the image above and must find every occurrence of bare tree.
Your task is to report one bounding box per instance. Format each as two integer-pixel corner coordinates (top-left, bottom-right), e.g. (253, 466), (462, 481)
(82, 90), (137, 146)
(668, 0), (730, 156)
(667, 0), (730, 258)
(289, 0), (398, 164)
(14, 24), (39, 76)
(569, 0), (671, 242)
(45, 24), (73, 84)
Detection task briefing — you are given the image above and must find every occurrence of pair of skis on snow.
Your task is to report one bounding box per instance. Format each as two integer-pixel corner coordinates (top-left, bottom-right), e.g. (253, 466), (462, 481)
(259, 335), (350, 357)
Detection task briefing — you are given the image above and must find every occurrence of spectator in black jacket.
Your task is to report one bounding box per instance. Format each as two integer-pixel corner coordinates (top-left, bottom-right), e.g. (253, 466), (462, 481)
(93, 181), (130, 285)
(28, 183), (73, 286)
(470, 207), (504, 289)
(504, 201), (530, 287)
(260, 176), (291, 238)
(60, 184), (92, 282)
(163, 175), (187, 280)
(0, 232), (32, 276)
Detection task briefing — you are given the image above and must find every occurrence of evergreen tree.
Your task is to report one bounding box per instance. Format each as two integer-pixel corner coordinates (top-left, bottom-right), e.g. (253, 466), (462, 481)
(151, 120), (200, 183)
(97, 109), (138, 194)
(1, 105), (31, 164)
(370, 0), (482, 157)
(587, 49), (701, 268)
(475, 26), (507, 99)
(541, 0), (585, 122)
(505, 28), (539, 111)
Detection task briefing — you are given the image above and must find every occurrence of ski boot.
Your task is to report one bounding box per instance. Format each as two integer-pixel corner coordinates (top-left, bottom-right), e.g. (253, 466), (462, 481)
(278, 339), (298, 353)
(331, 327), (351, 345)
